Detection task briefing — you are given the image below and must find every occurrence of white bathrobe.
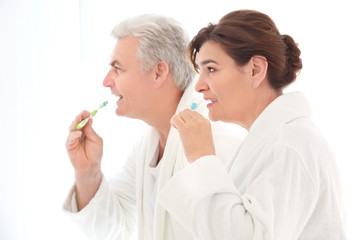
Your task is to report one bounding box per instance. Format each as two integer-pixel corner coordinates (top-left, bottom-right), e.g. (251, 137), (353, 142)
(158, 92), (346, 239)
(62, 83), (243, 240)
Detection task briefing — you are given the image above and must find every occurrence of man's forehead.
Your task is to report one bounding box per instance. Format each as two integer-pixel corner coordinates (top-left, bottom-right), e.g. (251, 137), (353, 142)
(109, 37), (139, 63)
(116, 35), (140, 48)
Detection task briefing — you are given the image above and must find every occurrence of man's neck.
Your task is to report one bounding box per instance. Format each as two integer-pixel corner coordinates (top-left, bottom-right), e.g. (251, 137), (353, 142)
(149, 89), (183, 164)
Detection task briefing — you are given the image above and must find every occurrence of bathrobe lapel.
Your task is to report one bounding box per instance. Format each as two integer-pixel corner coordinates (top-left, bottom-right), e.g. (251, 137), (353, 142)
(137, 81), (205, 239)
(154, 82), (205, 239)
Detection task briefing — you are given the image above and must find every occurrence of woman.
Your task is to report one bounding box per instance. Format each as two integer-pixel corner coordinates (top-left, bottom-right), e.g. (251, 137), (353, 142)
(159, 10), (346, 239)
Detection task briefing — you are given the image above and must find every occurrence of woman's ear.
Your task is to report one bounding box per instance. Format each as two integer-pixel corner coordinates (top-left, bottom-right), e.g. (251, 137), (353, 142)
(153, 60), (169, 88)
(250, 55), (268, 88)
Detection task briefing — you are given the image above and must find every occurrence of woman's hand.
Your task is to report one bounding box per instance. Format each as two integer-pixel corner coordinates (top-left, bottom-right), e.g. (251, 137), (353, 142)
(171, 109), (215, 162)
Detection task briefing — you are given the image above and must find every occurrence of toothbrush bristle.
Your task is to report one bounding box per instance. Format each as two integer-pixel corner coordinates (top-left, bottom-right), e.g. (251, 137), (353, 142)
(103, 100), (108, 106)
(190, 102), (198, 110)
(190, 100), (203, 110)
(99, 100), (108, 108)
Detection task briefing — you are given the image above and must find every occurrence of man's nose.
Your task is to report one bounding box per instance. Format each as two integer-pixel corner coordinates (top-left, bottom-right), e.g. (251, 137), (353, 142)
(103, 70), (114, 88)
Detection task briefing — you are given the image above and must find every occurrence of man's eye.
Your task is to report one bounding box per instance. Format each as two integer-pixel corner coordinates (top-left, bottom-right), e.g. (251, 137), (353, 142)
(113, 66), (122, 72)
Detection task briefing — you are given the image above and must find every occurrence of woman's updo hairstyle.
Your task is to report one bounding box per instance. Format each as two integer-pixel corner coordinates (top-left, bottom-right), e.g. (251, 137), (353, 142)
(188, 10), (302, 90)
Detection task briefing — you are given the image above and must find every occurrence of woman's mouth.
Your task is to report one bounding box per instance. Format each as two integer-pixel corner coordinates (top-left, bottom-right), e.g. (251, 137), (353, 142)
(205, 98), (217, 108)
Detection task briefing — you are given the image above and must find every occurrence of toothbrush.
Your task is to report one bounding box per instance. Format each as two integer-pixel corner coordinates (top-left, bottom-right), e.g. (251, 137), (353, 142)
(77, 100), (108, 129)
(190, 100), (203, 110)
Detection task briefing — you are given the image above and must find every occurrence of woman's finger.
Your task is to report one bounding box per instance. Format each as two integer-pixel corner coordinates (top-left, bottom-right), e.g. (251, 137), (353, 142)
(170, 114), (185, 129)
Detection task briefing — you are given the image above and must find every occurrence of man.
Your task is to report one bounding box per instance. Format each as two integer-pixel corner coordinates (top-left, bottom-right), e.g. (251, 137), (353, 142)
(64, 14), (242, 240)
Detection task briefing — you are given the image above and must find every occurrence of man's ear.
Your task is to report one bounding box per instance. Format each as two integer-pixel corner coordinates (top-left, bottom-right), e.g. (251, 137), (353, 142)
(153, 60), (169, 88)
(250, 55), (268, 89)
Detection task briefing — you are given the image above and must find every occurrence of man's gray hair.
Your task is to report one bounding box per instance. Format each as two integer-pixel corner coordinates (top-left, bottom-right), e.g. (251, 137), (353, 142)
(111, 14), (195, 91)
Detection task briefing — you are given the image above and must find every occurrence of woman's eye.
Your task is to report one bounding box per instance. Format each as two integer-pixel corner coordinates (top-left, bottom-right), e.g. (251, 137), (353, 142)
(208, 67), (215, 73)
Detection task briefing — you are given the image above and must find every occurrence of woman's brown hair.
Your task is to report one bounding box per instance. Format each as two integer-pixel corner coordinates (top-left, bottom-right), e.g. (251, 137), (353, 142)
(188, 10), (302, 90)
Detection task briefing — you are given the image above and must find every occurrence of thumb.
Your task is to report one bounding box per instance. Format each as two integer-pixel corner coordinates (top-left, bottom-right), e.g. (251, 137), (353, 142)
(170, 115), (178, 129)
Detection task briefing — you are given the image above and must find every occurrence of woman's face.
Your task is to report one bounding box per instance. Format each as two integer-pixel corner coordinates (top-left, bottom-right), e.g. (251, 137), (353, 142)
(195, 40), (256, 127)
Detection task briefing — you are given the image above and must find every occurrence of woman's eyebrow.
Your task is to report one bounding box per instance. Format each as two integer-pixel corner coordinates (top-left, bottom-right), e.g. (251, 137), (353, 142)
(199, 59), (218, 67)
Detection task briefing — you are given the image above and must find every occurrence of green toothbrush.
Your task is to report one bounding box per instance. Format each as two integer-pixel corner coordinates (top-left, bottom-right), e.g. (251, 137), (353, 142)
(77, 100), (108, 129)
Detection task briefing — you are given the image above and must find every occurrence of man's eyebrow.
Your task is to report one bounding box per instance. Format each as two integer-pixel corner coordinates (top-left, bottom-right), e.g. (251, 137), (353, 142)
(109, 60), (121, 67)
(199, 59), (218, 67)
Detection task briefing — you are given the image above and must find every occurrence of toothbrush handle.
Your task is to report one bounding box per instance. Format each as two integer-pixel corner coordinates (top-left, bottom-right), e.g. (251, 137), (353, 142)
(77, 117), (90, 129)
(76, 109), (98, 130)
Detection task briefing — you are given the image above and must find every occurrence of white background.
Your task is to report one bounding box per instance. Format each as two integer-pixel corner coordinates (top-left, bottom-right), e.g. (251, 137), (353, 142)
(1, 0), (359, 239)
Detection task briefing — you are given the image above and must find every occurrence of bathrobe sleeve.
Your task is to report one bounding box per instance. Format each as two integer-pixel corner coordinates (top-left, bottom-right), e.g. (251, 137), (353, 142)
(62, 142), (139, 240)
(157, 143), (318, 240)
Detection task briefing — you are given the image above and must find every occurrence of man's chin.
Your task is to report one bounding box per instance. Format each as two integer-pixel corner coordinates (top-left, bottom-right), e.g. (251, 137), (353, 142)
(115, 109), (127, 117)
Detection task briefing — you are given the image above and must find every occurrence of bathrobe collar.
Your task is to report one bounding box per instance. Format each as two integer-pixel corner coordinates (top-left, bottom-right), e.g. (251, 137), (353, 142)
(238, 92), (312, 162)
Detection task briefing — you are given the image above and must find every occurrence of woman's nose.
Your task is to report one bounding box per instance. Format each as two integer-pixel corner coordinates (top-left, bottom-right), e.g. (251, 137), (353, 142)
(195, 73), (209, 93)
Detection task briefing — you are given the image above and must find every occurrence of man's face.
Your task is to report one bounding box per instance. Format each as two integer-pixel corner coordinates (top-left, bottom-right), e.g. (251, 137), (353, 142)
(103, 36), (155, 119)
